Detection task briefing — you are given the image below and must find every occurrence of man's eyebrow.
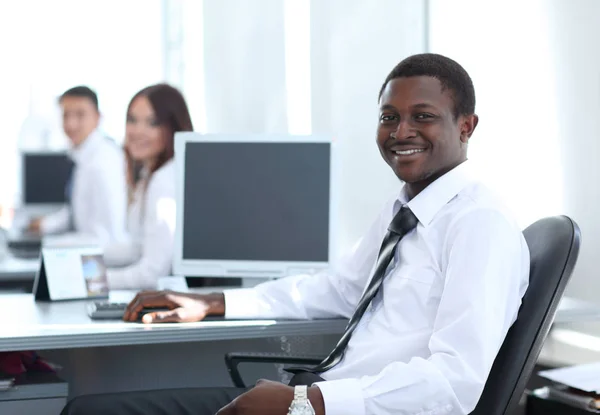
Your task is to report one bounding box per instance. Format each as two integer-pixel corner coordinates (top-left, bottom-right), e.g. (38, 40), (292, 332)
(412, 102), (437, 110)
(379, 103), (439, 111)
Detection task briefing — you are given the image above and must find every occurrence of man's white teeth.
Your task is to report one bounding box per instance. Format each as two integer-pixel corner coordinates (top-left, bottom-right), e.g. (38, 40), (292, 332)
(394, 149), (425, 155)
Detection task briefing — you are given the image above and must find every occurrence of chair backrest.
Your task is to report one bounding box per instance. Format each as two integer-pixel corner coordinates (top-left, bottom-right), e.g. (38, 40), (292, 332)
(470, 215), (581, 415)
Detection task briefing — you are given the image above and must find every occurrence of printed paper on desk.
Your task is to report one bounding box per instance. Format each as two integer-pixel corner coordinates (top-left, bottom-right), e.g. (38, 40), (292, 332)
(35, 246), (110, 301)
(539, 362), (600, 393)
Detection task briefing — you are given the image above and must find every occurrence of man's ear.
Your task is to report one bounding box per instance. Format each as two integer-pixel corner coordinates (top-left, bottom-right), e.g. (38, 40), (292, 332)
(459, 114), (479, 144)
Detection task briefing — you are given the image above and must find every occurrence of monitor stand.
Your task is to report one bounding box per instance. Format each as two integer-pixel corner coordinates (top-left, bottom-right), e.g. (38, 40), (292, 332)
(185, 277), (243, 288)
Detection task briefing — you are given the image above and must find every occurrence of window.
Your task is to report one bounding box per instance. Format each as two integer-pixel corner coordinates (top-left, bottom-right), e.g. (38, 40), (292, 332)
(0, 0), (165, 204)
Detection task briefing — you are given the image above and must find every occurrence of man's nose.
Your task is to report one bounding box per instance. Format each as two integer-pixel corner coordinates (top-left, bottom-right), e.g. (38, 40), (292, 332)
(392, 119), (415, 139)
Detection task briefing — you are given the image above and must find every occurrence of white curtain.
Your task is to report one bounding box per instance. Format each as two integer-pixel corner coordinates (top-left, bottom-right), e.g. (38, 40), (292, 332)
(429, 0), (600, 303)
(202, 0), (288, 134)
(429, 0), (564, 229)
(176, 0), (427, 255)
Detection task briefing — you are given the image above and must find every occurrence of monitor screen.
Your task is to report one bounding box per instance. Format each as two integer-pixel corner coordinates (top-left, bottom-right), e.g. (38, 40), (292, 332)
(182, 141), (331, 264)
(23, 153), (74, 205)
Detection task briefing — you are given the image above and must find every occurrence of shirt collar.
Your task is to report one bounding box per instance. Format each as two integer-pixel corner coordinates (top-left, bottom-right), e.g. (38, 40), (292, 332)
(396, 160), (474, 227)
(68, 130), (104, 164)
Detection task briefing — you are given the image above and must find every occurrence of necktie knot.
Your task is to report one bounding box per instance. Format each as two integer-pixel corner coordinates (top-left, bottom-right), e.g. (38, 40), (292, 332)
(388, 206), (418, 235)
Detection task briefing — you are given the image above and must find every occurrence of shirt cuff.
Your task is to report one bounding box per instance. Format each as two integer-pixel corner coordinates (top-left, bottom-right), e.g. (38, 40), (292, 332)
(223, 288), (264, 319)
(314, 378), (366, 415)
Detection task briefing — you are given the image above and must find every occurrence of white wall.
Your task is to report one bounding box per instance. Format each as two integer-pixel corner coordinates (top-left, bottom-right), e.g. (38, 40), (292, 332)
(429, 0), (564, 228)
(542, 0), (600, 303)
(429, 0), (600, 303)
(202, 0), (288, 134)
(310, 0), (427, 255)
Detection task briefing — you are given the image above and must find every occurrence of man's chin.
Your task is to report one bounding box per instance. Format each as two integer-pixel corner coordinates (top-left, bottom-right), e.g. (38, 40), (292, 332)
(68, 136), (86, 147)
(394, 169), (427, 184)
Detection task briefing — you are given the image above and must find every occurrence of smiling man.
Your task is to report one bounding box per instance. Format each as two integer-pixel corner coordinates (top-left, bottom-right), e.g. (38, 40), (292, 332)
(61, 54), (530, 415)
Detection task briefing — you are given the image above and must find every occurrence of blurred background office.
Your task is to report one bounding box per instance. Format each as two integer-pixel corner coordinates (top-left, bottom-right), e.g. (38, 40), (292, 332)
(0, 0), (599, 303)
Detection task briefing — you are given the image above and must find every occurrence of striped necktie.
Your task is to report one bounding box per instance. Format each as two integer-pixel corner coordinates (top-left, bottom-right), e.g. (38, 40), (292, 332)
(287, 206), (418, 374)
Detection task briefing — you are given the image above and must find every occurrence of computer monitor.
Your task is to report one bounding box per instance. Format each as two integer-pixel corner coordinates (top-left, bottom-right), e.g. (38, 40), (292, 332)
(22, 152), (74, 206)
(173, 133), (338, 279)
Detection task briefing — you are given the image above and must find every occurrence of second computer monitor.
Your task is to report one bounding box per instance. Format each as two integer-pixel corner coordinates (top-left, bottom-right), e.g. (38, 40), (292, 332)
(22, 152), (74, 205)
(174, 133), (337, 279)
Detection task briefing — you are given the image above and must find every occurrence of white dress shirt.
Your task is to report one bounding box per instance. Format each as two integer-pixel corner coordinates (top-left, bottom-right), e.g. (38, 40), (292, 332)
(104, 160), (176, 290)
(224, 160), (530, 415)
(41, 130), (128, 245)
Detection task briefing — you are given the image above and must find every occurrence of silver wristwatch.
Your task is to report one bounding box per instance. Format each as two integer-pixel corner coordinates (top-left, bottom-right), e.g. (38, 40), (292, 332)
(287, 385), (316, 415)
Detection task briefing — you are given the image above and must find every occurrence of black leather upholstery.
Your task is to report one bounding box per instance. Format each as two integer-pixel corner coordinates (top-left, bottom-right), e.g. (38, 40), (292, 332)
(225, 216), (582, 415)
(470, 215), (581, 414)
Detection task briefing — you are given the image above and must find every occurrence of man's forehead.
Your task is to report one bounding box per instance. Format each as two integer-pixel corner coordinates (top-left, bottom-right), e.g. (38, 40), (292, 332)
(380, 76), (450, 106)
(61, 97), (96, 109)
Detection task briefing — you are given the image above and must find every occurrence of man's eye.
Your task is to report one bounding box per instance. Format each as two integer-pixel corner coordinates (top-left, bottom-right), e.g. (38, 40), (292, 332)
(415, 113), (434, 120)
(380, 114), (398, 123)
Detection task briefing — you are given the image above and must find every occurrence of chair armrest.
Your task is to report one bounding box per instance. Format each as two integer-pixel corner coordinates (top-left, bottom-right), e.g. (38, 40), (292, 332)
(224, 352), (325, 388)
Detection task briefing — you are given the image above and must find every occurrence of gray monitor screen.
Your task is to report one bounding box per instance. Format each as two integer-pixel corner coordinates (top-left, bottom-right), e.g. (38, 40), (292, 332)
(23, 153), (74, 204)
(183, 142), (330, 262)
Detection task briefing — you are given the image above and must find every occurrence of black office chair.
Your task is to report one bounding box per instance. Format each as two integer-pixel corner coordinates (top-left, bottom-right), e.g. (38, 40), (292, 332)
(225, 216), (581, 415)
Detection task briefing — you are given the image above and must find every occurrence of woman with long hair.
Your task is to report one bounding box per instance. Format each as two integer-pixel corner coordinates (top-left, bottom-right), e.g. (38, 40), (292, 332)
(104, 84), (193, 289)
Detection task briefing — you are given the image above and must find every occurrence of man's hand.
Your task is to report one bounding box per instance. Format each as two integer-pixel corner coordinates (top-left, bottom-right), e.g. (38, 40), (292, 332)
(123, 290), (225, 323)
(28, 218), (42, 233)
(216, 380), (325, 415)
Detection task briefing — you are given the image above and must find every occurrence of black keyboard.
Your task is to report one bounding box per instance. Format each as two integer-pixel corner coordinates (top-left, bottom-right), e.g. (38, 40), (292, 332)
(87, 302), (174, 321)
(87, 302), (128, 320)
(9, 247), (41, 259)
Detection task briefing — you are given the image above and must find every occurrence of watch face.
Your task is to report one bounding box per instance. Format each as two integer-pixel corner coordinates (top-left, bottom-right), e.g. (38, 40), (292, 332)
(288, 401), (316, 415)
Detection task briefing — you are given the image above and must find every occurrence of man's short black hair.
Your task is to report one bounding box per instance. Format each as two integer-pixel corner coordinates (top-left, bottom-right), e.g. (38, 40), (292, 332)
(59, 86), (99, 111)
(378, 53), (475, 119)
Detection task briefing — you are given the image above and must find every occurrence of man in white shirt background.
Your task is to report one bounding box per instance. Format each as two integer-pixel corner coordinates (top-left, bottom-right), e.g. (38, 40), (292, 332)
(62, 54), (530, 415)
(29, 86), (127, 245)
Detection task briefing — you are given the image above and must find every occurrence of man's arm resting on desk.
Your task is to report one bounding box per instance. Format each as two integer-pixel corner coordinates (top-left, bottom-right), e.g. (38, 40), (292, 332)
(123, 268), (362, 324)
(122, 263), (361, 322)
(122, 271), (354, 322)
(122, 269), (366, 323)
(123, 291), (226, 322)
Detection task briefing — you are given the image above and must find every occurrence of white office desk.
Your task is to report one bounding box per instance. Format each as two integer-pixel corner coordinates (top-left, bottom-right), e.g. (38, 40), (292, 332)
(0, 293), (346, 352)
(0, 256), (39, 294)
(0, 257), (39, 281)
(0, 292), (345, 399)
(554, 297), (600, 323)
(1, 292), (599, 354)
(3, 291), (600, 401)
(539, 319), (600, 367)
(2, 291), (600, 349)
